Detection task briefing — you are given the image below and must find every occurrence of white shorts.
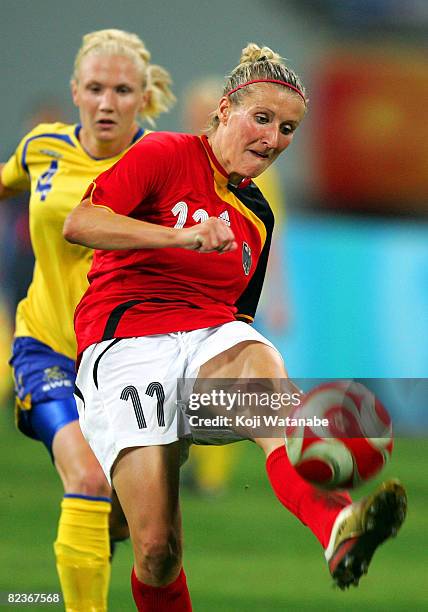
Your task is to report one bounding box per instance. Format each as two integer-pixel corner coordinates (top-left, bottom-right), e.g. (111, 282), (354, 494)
(75, 321), (279, 481)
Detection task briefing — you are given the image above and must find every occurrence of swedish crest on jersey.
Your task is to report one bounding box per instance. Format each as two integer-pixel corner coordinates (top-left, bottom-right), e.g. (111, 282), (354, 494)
(242, 242), (252, 276)
(42, 366), (73, 392)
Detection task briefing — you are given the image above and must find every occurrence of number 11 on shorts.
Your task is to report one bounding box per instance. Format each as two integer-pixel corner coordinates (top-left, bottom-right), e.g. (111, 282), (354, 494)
(120, 382), (165, 429)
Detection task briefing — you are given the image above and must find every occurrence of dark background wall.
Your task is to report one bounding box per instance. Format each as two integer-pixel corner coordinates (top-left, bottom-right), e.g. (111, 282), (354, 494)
(1, 0), (321, 197)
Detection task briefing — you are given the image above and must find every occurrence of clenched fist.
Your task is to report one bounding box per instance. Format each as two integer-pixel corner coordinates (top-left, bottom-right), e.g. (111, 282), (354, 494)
(179, 216), (237, 253)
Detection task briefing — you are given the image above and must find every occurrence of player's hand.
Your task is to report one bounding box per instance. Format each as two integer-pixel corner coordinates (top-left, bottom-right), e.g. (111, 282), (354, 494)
(179, 217), (237, 253)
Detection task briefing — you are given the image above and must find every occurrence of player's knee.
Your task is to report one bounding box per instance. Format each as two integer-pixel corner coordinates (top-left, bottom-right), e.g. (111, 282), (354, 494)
(135, 534), (182, 585)
(64, 462), (111, 498)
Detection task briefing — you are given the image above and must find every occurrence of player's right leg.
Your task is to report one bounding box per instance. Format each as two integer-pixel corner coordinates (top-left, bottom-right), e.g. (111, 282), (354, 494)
(112, 443), (192, 611)
(75, 335), (193, 611)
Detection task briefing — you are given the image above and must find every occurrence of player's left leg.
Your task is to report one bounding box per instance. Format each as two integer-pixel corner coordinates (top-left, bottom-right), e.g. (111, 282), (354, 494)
(257, 435), (406, 588)
(51, 419), (112, 612)
(196, 336), (407, 587)
(198, 340), (352, 544)
(29, 402), (114, 611)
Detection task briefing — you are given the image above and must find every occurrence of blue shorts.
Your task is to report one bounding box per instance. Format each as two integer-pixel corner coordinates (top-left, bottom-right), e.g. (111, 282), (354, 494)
(10, 337), (78, 450)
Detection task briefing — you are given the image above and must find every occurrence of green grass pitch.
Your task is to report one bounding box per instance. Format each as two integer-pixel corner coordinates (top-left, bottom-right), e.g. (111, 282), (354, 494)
(0, 404), (426, 611)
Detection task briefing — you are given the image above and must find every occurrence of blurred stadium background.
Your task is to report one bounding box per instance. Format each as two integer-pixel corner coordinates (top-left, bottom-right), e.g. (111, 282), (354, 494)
(1, 1), (427, 609)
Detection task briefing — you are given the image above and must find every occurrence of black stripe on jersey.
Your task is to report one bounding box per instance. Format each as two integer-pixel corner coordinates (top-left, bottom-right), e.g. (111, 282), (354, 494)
(102, 298), (201, 342)
(93, 338), (122, 390)
(228, 181), (275, 321)
(102, 300), (144, 341)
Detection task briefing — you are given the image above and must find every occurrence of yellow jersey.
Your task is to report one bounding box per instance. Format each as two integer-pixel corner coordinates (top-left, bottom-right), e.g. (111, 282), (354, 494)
(2, 122), (147, 359)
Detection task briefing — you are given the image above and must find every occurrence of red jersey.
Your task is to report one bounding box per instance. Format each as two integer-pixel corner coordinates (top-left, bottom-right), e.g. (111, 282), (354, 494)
(74, 132), (274, 355)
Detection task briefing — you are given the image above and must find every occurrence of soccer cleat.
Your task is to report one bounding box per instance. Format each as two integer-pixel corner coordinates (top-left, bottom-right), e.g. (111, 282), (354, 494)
(324, 479), (407, 590)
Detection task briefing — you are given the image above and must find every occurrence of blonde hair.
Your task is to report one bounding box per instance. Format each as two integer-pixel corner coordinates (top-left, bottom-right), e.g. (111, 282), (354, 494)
(208, 42), (306, 131)
(72, 28), (175, 124)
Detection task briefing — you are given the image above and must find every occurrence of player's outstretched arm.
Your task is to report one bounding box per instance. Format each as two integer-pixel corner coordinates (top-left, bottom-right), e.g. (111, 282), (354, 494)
(63, 198), (236, 253)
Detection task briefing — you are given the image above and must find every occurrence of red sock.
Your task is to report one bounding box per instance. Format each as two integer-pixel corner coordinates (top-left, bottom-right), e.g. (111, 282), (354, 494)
(131, 567), (192, 612)
(266, 446), (352, 548)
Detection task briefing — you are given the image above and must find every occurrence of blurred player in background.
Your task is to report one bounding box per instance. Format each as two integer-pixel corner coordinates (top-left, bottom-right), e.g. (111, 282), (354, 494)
(0, 98), (68, 403)
(65, 43), (406, 611)
(181, 76), (289, 495)
(0, 28), (175, 611)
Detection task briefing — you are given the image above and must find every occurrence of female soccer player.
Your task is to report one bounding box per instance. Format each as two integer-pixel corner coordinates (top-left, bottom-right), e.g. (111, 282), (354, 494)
(0, 28), (175, 611)
(64, 43), (406, 611)
(180, 75), (290, 496)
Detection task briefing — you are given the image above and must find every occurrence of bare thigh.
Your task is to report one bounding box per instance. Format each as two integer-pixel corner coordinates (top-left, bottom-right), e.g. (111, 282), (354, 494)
(198, 340), (287, 379)
(198, 340), (300, 456)
(111, 442), (182, 585)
